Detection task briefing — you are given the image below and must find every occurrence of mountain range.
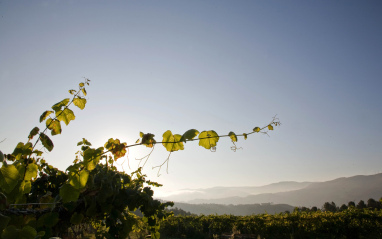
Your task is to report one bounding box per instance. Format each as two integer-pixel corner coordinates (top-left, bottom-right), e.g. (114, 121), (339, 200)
(161, 173), (382, 215)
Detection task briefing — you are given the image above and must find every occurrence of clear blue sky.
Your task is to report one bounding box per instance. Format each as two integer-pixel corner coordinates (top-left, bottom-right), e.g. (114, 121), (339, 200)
(1, 1), (381, 196)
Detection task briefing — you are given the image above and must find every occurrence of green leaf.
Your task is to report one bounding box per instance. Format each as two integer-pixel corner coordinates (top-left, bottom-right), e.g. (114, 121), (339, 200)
(162, 130), (184, 152)
(0, 213), (11, 233)
(28, 127), (39, 140)
(82, 88), (87, 96)
(20, 225), (37, 239)
(228, 131), (238, 142)
(180, 129), (199, 142)
(79, 82), (85, 87)
(0, 165), (20, 193)
(1, 225), (19, 239)
(268, 124), (274, 130)
(69, 170), (89, 190)
(24, 163), (38, 181)
(253, 127), (261, 132)
(68, 89), (76, 95)
(0, 151), (4, 163)
(243, 133), (248, 140)
(198, 130), (219, 149)
(20, 180), (32, 194)
(37, 212), (59, 228)
(39, 110), (54, 123)
(77, 138), (92, 146)
(73, 97), (87, 110)
(56, 108), (75, 125)
(51, 98), (70, 112)
(140, 132), (144, 138)
(60, 184), (80, 203)
(39, 133), (54, 152)
(141, 133), (156, 148)
(70, 212), (84, 225)
(46, 118), (62, 135)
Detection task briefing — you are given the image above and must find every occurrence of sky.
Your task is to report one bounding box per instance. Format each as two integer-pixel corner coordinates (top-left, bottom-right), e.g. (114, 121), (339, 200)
(1, 0), (382, 197)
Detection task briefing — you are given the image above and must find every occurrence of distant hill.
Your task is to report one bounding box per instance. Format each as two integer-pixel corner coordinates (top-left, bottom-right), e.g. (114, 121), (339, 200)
(171, 202), (295, 216)
(186, 173), (382, 207)
(159, 181), (312, 202)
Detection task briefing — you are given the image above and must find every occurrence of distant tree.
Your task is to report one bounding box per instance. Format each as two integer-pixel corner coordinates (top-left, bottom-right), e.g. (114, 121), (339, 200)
(339, 204), (348, 211)
(311, 206), (318, 212)
(357, 200), (367, 209)
(348, 201), (356, 208)
(367, 198), (380, 209)
(323, 202), (337, 212)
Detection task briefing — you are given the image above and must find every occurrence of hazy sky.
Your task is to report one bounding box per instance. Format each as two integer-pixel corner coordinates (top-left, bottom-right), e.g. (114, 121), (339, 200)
(1, 1), (381, 197)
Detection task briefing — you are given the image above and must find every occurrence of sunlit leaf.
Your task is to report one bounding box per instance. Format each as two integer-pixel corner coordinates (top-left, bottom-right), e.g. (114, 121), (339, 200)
(40, 133), (54, 152)
(24, 163), (38, 180)
(60, 184), (80, 203)
(253, 127), (261, 132)
(141, 133), (156, 148)
(68, 89), (76, 95)
(73, 97), (87, 110)
(268, 124), (274, 130)
(56, 108), (75, 125)
(28, 127), (39, 140)
(140, 132), (144, 138)
(198, 130), (219, 149)
(39, 110), (54, 123)
(52, 98), (70, 112)
(162, 130), (184, 152)
(82, 88), (87, 96)
(79, 82), (85, 87)
(0, 165), (20, 193)
(228, 131), (238, 142)
(20, 180), (32, 194)
(46, 118), (62, 135)
(104, 138), (127, 159)
(180, 129), (199, 142)
(69, 170), (89, 189)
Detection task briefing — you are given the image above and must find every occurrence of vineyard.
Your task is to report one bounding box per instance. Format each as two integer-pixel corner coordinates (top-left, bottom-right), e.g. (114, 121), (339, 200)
(158, 208), (382, 239)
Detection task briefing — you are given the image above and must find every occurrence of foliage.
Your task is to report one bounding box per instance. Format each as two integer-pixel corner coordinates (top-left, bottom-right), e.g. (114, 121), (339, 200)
(0, 80), (280, 238)
(159, 208), (382, 239)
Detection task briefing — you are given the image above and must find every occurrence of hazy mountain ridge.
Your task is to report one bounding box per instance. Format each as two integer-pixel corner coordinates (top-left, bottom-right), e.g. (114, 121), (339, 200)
(184, 173), (382, 207)
(171, 202), (295, 216)
(160, 181), (312, 202)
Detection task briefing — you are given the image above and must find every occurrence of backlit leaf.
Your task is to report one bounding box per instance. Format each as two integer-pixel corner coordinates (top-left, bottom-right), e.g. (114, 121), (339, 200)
(20, 180), (32, 194)
(68, 89), (76, 95)
(73, 97), (87, 110)
(268, 124), (274, 130)
(243, 133), (248, 140)
(141, 133), (156, 148)
(56, 108), (75, 125)
(180, 129), (199, 142)
(82, 88), (87, 96)
(39, 110), (54, 123)
(60, 184), (80, 203)
(69, 170), (89, 189)
(79, 82), (85, 87)
(253, 127), (261, 132)
(52, 98), (70, 112)
(28, 127), (39, 140)
(40, 133), (54, 152)
(0, 164), (20, 193)
(24, 163), (38, 180)
(198, 130), (219, 150)
(162, 130), (184, 152)
(104, 138), (127, 159)
(46, 118), (62, 135)
(228, 131), (238, 142)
